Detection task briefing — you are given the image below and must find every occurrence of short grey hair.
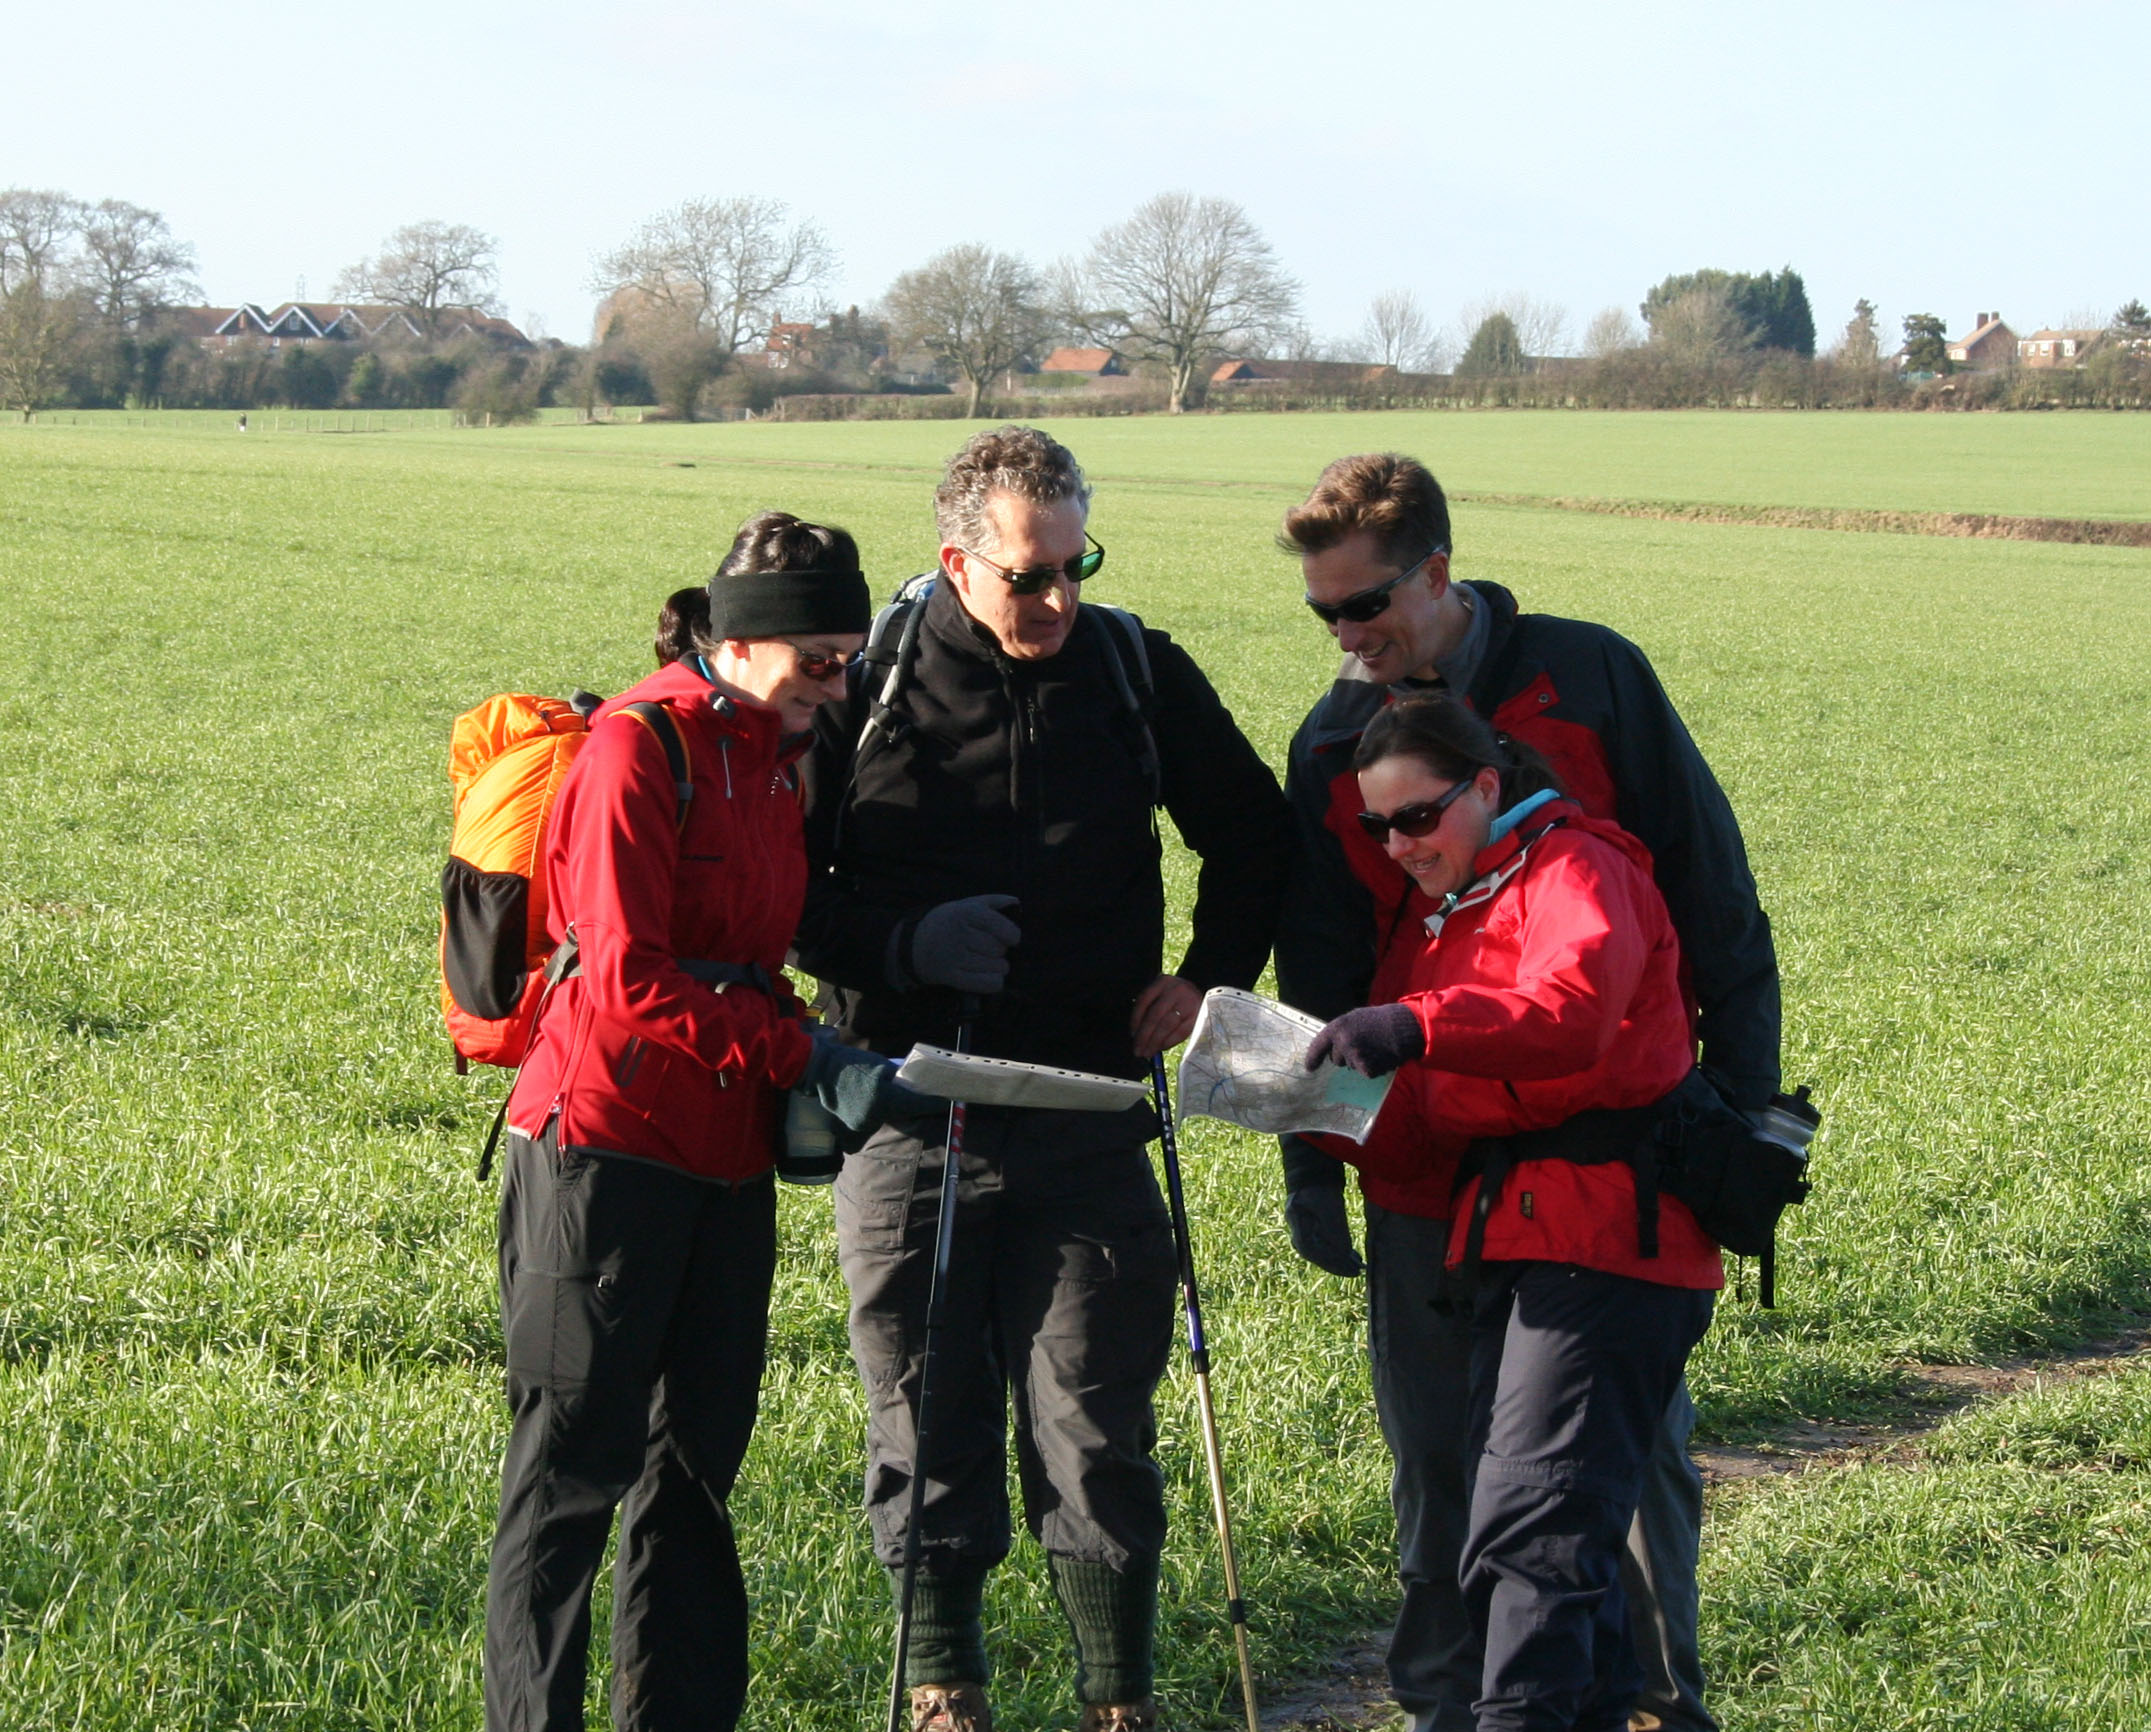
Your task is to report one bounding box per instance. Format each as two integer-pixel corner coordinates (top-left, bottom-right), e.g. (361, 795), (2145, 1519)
(934, 424), (1091, 554)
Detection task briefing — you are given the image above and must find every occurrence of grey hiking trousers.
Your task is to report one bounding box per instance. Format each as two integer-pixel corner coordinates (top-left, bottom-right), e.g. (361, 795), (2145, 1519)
(833, 1101), (1178, 1573)
(1365, 1202), (1718, 1732)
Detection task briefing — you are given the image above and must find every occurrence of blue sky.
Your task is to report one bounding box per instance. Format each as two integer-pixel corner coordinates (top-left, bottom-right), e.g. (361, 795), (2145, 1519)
(11, 0), (2142, 351)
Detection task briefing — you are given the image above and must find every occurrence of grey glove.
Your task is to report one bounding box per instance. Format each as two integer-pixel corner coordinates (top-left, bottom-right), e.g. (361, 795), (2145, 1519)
(901, 893), (1022, 995)
(1305, 1002), (1425, 1078)
(796, 1032), (934, 1134)
(1285, 1183), (1364, 1278)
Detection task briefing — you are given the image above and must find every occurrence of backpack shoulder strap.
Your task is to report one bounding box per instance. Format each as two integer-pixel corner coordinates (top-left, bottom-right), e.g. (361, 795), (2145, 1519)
(1086, 603), (1161, 805)
(616, 701), (694, 831)
(832, 572), (939, 859)
(1090, 603), (1154, 698)
(859, 571), (940, 748)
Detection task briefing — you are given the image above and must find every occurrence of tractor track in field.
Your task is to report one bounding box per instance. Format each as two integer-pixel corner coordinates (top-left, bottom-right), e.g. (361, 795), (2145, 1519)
(1455, 493), (2151, 548)
(651, 453), (2151, 547)
(1259, 1319), (2151, 1730)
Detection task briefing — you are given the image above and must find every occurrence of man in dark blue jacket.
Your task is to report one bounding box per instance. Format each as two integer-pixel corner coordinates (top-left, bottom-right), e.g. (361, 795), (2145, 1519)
(1274, 453), (1779, 1732)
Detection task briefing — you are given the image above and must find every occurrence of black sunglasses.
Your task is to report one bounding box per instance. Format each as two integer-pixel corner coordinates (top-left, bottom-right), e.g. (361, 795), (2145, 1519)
(959, 533), (1106, 595)
(1355, 775), (1477, 843)
(788, 643), (863, 681)
(1305, 545), (1446, 627)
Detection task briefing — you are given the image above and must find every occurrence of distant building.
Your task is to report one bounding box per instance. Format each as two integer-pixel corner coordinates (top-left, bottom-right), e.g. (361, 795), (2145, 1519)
(153, 306), (238, 340)
(165, 302), (527, 349)
(1040, 346), (1126, 376)
(759, 321), (816, 369)
(1946, 313), (2016, 371)
(1210, 358), (1401, 389)
(2017, 328), (2104, 370)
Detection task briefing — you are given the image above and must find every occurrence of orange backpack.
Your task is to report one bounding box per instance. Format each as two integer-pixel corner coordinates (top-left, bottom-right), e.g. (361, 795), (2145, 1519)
(440, 686), (694, 1072)
(440, 692), (602, 1069)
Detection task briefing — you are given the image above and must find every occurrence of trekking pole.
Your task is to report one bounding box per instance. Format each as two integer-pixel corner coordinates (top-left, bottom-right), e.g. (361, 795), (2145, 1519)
(1151, 1052), (1261, 1732)
(887, 999), (978, 1732)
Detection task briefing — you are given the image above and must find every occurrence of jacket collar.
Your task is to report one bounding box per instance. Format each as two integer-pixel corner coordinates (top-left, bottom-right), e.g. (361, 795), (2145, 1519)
(1423, 796), (1582, 938)
(605, 657), (803, 766)
(1470, 795), (1579, 879)
(1306, 580), (1522, 754)
(924, 568), (1092, 672)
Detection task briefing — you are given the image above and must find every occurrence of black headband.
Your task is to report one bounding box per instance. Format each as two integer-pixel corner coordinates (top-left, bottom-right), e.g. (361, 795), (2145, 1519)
(705, 569), (871, 639)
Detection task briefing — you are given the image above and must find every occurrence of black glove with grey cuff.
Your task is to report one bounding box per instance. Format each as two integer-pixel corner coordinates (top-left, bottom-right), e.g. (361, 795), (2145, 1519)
(1304, 1002), (1425, 1078)
(795, 1030), (934, 1133)
(888, 893), (1022, 995)
(1281, 1133), (1363, 1277)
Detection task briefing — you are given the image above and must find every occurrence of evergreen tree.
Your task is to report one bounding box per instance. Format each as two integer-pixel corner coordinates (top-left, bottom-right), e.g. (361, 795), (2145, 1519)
(1834, 299), (1881, 366)
(1749, 267), (1816, 355)
(1901, 313), (1952, 375)
(1455, 311), (1527, 376)
(1642, 266), (1814, 355)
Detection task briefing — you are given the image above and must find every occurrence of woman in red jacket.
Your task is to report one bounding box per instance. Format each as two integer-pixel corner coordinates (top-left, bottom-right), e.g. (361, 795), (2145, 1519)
(485, 512), (915, 1732)
(1306, 693), (1719, 1732)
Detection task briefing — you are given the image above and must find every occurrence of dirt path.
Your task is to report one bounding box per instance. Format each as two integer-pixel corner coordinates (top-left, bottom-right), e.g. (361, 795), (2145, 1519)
(1693, 1321), (2151, 1483)
(1260, 1322), (2151, 1729)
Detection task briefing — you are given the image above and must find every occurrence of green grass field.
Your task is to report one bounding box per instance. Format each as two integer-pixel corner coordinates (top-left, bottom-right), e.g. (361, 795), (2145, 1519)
(2, 411), (2148, 1729)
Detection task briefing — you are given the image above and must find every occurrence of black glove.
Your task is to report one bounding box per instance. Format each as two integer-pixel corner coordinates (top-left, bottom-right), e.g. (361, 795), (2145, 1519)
(795, 1032), (934, 1134)
(1304, 1003), (1425, 1078)
(1285, 1183), (1364, 1277)
(902, 894), (1022, 995)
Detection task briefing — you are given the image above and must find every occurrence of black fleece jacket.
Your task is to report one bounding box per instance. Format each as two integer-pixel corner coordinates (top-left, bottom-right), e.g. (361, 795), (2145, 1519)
(795, 579), (1289, 1080)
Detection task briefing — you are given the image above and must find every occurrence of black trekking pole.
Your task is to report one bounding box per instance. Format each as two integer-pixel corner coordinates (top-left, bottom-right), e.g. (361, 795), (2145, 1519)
(887, 999), (978, 1732)
(1151, 1052), (1261, 1732)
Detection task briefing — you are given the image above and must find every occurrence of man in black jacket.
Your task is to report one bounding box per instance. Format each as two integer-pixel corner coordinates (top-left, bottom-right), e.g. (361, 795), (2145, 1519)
(1273, 454), (1779, 1732)
(796, 425), (1289, 1732)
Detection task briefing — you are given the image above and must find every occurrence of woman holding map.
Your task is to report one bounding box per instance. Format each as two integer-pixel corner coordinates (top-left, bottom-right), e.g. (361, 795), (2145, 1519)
(481, 512), (920, 1732)
(1301, 692), (1721, 1732)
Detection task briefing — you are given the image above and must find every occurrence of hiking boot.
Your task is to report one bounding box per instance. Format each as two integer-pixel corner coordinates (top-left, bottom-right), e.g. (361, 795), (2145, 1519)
(911, 1681), (993, 1732)
(1078, 1699), (1159, 1732)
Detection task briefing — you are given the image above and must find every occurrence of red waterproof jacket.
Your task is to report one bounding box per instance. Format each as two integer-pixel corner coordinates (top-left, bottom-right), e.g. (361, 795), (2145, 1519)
(506, 659), (815, 1181)
(1276, 581), (1780, 1221)
(1334, 803), (1722, 1289)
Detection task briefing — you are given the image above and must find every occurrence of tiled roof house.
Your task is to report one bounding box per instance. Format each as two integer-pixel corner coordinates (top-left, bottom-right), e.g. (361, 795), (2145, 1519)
(2017, 328), (2104, 369)
(1946, 313), (2016, 370)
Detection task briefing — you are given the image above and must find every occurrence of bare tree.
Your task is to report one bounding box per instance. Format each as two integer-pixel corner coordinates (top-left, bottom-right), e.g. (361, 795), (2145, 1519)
(79, 200), (199, 327)
(1648, 282), (1751, 364)
(883, 244), (1047, 417)
(629, 302), (730, 421)
(1583, 306), (1643, 359)
(0, 277), (82, 414)
(1077, 192), (1300, 412)
(592, 196), (834, 364)
(1361, 289), (1443, 371)
(334, 220), (501, 333)
(1269, 320), (1349, 363)
(0, 188), (85, 295)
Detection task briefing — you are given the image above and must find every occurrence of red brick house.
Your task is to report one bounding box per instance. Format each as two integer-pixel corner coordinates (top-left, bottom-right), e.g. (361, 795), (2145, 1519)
(2017, 328), (2104, 370)
(1946, 313), (2016, 371)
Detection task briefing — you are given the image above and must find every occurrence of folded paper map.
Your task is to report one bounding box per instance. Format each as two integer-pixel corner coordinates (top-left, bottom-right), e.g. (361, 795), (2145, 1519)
(1174, 987), (1391, 1143)
(897, 1046), (1152, 1112)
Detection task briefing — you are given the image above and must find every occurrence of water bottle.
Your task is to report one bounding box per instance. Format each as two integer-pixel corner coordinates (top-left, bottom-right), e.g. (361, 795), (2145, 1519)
(1750, 1084), (1820, 1166)
(776, 1090), (844, 1185)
